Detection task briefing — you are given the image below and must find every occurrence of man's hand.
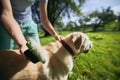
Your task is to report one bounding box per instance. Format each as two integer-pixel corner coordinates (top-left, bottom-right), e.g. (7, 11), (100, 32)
(19, 44), (28, 58)
(54, 34), (62, 41)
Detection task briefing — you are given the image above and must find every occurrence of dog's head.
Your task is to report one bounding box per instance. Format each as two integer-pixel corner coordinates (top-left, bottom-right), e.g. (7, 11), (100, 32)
(64, 32), (93, 55)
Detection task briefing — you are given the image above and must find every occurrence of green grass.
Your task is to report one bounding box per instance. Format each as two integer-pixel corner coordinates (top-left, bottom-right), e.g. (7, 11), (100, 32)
(39, 31), (120, 80)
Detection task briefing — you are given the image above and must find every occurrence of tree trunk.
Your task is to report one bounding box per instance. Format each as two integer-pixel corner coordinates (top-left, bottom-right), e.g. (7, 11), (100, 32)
(44, 29), (50, 37)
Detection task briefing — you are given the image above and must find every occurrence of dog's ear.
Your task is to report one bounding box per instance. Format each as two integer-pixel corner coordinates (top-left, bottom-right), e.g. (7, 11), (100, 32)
(72, 34), (83, 49)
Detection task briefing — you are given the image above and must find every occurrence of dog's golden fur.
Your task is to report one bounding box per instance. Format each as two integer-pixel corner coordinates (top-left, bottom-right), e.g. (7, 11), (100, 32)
(0, 32), (92, 80)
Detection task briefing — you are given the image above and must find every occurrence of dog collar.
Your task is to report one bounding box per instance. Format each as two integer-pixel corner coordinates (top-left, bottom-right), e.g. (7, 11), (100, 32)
(60, 40), (74, 56)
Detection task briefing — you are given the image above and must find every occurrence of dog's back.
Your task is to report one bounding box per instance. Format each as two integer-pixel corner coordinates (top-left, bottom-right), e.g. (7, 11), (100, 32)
(0, 50), (40, 80)
(0, 48), (70, 80)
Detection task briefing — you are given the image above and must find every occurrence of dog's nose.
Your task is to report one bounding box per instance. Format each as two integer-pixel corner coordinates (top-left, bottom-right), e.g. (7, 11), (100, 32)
(84, 50), (89, 53)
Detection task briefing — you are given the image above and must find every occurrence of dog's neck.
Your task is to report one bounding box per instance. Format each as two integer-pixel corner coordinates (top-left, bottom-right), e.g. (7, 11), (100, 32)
(60, 40), (74, 56)
(62, 35), (81, 55)
(44, 41), (73, 69)
(42, 41), (73, 79)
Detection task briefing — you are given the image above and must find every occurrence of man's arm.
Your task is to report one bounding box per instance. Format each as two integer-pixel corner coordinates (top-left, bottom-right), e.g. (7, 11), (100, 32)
(1, 0), (28, 54)
(39, 1), (61, 41)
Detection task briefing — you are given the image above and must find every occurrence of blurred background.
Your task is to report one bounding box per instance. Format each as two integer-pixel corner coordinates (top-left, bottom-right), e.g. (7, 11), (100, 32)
(32, 0), (120, 35)
(32, 0), (120, 80)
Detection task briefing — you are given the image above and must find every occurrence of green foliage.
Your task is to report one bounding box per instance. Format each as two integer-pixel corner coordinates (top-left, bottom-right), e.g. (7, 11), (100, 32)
(79, 7), (119, 32)
(39, 31), (120, 80)
(47, 0), (85, 25)
(62, 7), (120, 32)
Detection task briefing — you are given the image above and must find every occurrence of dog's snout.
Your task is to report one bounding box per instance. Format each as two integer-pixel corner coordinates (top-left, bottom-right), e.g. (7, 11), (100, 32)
(83, 41), (92, 54)
(84, 50), (89, 53)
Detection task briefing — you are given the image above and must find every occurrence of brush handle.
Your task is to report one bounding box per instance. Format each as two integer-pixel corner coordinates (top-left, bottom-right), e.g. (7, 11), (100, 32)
(24, 49), (40, 63)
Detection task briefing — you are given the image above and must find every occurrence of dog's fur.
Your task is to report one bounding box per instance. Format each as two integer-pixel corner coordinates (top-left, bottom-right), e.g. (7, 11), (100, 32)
(0, 32), (92, 80)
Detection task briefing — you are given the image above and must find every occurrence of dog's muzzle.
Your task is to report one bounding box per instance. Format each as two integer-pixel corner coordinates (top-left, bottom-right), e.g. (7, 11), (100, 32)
(84, 50), (89, 53)
(83, 41), (93, 54)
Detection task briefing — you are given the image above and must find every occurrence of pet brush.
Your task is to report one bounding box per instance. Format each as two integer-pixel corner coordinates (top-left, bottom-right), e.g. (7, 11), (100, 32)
(24, 41), (46, 63)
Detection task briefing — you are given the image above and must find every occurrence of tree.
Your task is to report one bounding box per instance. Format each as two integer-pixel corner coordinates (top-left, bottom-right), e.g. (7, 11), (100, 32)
(32, 0), (86, 36)
(45, 0), (86, 36)
(87, 7), (116, 31)
(117, 13), (120, 31)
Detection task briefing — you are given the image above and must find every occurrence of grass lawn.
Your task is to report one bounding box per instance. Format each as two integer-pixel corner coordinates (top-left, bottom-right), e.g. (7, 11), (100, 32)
(39, 31), (120, 80)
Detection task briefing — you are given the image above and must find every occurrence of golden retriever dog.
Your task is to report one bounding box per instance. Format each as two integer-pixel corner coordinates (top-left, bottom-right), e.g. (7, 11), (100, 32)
(0, 32), (92, 80)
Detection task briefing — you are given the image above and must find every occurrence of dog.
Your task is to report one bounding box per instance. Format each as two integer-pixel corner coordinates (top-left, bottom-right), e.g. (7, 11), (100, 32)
(0, 32), (92, 80)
